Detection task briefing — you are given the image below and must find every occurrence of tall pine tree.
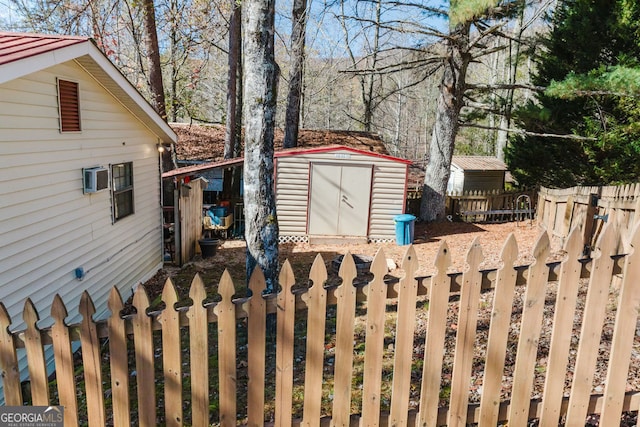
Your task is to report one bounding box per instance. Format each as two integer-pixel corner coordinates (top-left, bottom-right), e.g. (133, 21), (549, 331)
(506, 0), (640, 187)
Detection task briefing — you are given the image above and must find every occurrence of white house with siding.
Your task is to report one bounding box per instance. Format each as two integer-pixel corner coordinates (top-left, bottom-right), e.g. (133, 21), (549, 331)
(0, 31), (176, 335)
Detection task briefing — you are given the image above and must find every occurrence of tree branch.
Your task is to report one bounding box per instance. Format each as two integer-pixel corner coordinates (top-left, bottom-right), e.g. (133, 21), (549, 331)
(467, 83), (545, 92)
(461, 122), (597, 141)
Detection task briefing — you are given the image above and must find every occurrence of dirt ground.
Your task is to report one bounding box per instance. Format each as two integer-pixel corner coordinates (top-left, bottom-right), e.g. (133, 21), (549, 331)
(274, 219), (555, 276)
(145, 220), (558, 301)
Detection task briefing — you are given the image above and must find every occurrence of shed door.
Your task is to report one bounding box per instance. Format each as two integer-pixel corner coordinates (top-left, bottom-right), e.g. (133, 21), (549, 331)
(308, 163), (372, 236)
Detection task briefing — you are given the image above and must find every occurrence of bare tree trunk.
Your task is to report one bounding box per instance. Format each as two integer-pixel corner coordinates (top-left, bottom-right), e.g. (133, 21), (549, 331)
(420, 23), (471, 222)
(231, 40), (244, 198)
(235, 51), (243, 157)
(224, 1), (244, 198)
(169, 0), (179, 122)
(225, 1), (242, 159)
(283, 0), (308, 148)
(496, 6), (525, 161)
(362, 0), (382, 132)
(243, 0), (279, 292)
(337, 0), (381, 132)
(142, 0), (166, 120)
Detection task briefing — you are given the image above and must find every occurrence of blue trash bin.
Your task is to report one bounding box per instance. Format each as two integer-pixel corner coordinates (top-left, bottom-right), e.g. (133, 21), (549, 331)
(393, 214), (416, 245)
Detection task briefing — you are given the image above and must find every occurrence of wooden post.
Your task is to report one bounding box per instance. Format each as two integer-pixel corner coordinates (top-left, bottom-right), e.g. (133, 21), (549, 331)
(581, 193), (599, 255)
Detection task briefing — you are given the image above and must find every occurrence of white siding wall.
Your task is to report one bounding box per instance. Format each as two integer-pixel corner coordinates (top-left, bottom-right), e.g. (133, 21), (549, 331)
(448, 165), (465, 193)
(0, 61), (163, 333)
(275, 158), (309, 236)
(275, 149), (407, 240)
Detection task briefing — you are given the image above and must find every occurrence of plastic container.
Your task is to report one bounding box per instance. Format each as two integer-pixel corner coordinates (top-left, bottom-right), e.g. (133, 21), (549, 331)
(393, 214), (416, 245)
(210, 206), (228, 217)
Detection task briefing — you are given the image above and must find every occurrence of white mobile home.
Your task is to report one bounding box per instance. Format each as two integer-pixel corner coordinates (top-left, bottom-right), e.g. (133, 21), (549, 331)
(0, 32), (176, 331)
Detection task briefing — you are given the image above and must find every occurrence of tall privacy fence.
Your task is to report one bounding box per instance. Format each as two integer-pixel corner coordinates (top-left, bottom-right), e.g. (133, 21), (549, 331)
(537, 183), (640, 254)
(406, 188), (537, 223)
(1, 223), (640, 426)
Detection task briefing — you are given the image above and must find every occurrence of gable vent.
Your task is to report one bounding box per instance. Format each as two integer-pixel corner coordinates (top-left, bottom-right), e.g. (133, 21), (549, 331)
(58, 79), (81, 132)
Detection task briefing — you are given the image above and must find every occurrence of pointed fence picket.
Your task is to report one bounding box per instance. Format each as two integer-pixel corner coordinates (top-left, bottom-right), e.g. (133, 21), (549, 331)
(301, 255), (328, 427)
(107, 287), (129, 426)
(215, 271), (237, 427)
(1, 227), (640, 426)
(418, 241), (453, 426)
(448, 238), (484, 426)
(332, 253), (357, 427)
(508, 232), (552, 425)
(51, 294), (78, 427)
(160, 279), (183, 427)
(478, 233), (519, 425)
(388, 246), (419, 426)
(539, 227), (583, 426)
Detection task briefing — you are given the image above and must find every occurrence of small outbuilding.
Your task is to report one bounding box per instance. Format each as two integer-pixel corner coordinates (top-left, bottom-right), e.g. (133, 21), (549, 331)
(447, 156), (508, 193)
(275, 145), (411, 244)
(163, 144), (412, 246)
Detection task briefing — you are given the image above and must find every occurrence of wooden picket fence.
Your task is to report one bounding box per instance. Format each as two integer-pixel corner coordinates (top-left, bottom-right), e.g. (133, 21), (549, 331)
(1, 223), (640, 426)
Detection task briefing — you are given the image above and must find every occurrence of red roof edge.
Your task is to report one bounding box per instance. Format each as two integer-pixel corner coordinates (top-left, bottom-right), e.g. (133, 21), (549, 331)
(163, 144), (413, 178)
(0, 31), (90, 67)
(163, 157), (244, 178)
(274, 144), (413, 164)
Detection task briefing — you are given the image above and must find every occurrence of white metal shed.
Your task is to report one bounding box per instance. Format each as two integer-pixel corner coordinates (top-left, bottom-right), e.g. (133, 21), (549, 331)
(163, 145), (412, 244)
(275, 146), (411, 243)
(447, 156), (508, 193)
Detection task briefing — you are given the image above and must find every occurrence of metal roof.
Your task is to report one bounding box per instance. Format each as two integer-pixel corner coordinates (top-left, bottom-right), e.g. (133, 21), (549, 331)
(0, 31), (176, 143)
(0, 32), (87, 66)
(163, 145), (412, 178)
(451, 156), (507, 171)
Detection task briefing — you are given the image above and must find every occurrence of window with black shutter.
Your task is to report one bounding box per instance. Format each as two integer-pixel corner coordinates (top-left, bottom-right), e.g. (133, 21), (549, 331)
(57, 79), (81, 132)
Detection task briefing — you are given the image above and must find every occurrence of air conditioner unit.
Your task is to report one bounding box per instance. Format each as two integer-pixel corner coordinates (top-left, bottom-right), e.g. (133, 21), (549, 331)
(83, 167), (109, 193)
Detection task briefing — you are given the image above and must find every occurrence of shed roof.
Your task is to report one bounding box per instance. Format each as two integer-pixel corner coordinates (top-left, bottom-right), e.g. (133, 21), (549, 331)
(0, 31), (176, 143)
(451, 156), (507, 171)
(163, 144), (411, 178)
(171, 123), (391, 162)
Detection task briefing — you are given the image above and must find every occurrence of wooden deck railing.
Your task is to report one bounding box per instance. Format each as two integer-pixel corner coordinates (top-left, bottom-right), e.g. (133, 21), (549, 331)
(1, 223), (639, 426)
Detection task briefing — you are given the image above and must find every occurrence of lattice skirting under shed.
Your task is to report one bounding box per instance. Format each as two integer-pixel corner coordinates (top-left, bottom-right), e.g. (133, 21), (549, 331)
(370, 238), (395, 243)
(278, 235), (395, 244)
(278, 235), (309, 244)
